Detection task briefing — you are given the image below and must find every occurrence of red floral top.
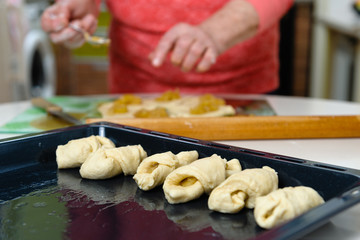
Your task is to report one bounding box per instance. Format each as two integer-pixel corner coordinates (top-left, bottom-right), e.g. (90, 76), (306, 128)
(105, 0), (293, 94)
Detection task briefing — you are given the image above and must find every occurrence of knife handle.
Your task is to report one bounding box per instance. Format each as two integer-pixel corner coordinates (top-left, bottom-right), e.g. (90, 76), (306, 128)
(31, 97), (63, 112)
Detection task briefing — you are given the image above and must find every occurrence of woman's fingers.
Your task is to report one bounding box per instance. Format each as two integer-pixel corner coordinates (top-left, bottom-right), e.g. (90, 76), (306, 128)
(41, 4), (70, 33)
(170, 35), (194, 66)
(42, 3), (78, 46)
(41, 1), (99, 48)
(47, 14), (97, 48)
(150, 23), (219, 72)
(81, 14), (99, 35)
(150, 27), (179, 67)
(180, 40), (207, 72)
(196, 48), (217, 72)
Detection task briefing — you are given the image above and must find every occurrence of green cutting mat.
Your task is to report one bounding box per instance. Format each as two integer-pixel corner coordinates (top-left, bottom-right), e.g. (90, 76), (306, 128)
(0, 96), (112, 134)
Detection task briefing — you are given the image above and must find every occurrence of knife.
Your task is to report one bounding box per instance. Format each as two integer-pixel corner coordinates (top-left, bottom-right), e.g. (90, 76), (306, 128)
(31, 97), (83, 125)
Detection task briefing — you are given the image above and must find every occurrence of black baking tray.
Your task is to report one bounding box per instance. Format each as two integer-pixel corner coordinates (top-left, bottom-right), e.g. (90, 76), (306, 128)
(1, 122), (360, 240)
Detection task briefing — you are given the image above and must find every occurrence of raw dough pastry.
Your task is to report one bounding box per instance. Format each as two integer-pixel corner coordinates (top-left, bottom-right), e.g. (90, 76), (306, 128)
(56, 135), (115, 169)
(208, 166), (278, 213)
(159, 95), (236, 118)
(254, 186), (325, 229)
(79, 145), (147, 179)
(133, 150), (199, 191)
(163, 154), (241, 204)
(225, 159), (242, 178)
(98, 94), (235, 118)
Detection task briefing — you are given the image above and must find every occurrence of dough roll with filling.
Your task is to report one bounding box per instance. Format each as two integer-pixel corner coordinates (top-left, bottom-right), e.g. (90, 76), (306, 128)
(163, 154), (241, 204)
(79, 145), (147, 179)
(133, 150), (199, 191)
(208, 166), (278, 213)
(56, 135), (115, 169)
(254, 186), (325, 229)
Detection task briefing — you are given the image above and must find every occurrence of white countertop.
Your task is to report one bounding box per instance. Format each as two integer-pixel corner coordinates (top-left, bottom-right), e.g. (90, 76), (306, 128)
(1, 95), (360, 240)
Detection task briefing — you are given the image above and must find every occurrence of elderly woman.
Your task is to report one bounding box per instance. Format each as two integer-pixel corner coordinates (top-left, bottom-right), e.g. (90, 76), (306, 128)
(41, 0), (293, 94)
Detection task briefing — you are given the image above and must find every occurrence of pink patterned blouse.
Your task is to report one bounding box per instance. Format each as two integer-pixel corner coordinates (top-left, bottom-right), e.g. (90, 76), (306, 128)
(105, 0), (293, 94)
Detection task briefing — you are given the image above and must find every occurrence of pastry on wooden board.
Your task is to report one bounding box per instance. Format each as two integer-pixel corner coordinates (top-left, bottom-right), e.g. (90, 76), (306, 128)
(97, 91), (236, 119)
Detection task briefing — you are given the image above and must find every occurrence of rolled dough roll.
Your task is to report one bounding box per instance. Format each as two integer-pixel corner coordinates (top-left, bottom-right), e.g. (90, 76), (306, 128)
(208, 166), (278, 213)
(225, 159), (242, 178)
(133, 150), (199, 191)
(254, 186), (325, 229)
(80, 144), (147, 179)
(163, 154), (240, 204)
(56, 135), (115, 169)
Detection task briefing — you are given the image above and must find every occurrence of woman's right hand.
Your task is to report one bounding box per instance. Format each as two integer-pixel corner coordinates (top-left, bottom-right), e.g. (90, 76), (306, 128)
(41, 0), (99, 48)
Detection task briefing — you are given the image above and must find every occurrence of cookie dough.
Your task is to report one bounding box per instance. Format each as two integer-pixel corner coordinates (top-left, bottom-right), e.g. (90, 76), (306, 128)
(133, 150), (199, 191)
(163, 154), (241, 204)
(56, 135), (115, 169)
(79, 144), (147, 179)
(208, 166), (278, 213)
(254, 186), (325, 229)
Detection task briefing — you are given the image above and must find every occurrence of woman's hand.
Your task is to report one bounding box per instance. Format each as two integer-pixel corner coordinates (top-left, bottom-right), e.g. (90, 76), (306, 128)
(149, 23), (219, 73)
(149, 0), (259, 73)
(41, 0), (99, 48)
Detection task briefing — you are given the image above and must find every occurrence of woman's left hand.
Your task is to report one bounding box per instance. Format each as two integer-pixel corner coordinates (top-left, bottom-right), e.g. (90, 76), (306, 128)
(149, 23), (219, 73)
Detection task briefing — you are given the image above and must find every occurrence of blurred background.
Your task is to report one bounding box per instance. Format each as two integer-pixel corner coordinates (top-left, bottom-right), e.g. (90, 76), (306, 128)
(1, 0), (360, 102)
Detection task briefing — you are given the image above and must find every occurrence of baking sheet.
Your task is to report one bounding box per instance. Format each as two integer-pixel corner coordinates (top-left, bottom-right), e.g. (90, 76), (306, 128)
(1, 122), (360, 240)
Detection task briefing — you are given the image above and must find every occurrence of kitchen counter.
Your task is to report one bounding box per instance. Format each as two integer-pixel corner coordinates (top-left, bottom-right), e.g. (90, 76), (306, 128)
(0, 95), (360, 240)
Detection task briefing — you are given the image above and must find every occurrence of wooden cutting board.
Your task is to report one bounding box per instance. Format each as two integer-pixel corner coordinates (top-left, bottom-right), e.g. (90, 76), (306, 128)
(86, 115), (360, 140)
